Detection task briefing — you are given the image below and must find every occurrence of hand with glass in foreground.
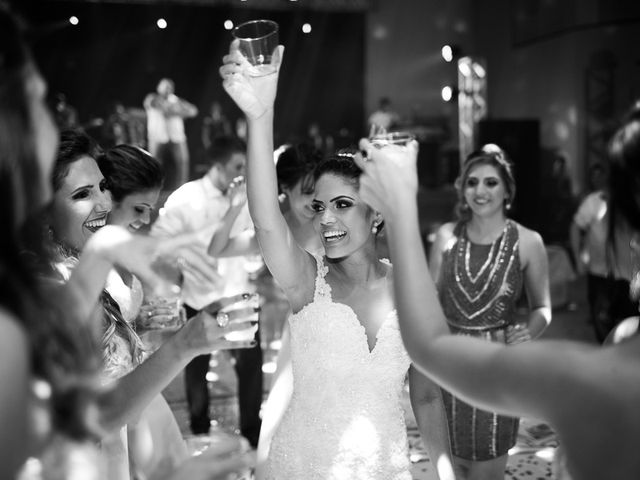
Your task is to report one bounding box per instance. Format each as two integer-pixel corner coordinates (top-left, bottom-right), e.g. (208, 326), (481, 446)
(139, 291), (259, 356)
(232, 19), (280, 77)
(355, 103), (640, 480)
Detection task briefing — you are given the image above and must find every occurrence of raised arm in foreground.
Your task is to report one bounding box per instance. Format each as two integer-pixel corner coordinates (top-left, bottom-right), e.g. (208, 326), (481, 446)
(220, 41), (315, 310)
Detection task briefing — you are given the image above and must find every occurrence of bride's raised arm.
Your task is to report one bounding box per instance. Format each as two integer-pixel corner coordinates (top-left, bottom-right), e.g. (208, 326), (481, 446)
(220, 41), (316, 310)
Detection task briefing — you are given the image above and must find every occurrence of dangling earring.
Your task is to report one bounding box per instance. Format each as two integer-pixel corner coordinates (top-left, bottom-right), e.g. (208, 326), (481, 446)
(505, 198), (512, 211)
(371, 223), (379, 235)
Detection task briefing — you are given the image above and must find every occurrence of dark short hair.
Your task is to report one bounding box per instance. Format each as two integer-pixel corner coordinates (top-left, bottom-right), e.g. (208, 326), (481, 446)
(97, 145), (164, 203)
(276, 143), (322, 195)
(52, 129), (101, 192)
(206, 135), (246, 166)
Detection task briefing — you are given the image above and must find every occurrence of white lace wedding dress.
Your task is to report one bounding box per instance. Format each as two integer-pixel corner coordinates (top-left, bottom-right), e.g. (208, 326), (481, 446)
(265, 256), (412, 480)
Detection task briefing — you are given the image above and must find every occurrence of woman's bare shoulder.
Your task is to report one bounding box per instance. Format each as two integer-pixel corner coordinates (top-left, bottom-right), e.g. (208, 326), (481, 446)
(514, 222), (545, 255)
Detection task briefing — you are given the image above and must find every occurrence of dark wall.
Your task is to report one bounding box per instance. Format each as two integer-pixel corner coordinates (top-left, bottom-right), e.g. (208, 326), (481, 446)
(18, 1), (365, 153)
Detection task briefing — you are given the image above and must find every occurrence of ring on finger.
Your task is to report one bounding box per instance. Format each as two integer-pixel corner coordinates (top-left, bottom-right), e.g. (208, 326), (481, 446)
(216, 311), (230, 328)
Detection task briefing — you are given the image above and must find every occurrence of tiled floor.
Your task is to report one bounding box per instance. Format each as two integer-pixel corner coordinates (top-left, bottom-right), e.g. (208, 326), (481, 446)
(155, 265), (595, 479)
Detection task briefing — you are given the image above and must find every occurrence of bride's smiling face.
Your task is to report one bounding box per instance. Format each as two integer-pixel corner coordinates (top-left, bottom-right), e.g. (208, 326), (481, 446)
(50, 155), (112, 251)
(311, 173), (376, 259)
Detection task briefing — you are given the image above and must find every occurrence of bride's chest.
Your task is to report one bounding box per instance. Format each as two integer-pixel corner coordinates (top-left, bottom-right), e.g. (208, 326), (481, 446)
(289, 301), (408, 372)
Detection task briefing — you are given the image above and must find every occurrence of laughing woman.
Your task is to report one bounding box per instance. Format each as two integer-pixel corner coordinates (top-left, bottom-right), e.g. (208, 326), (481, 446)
(46, 130), (257, 479)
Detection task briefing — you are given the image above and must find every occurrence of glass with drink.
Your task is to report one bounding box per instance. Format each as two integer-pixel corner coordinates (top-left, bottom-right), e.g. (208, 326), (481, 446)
(232, 19), (279, 77)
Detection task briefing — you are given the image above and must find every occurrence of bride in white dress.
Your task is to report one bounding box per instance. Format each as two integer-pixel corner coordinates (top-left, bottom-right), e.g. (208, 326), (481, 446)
(220, 43), (454, 480)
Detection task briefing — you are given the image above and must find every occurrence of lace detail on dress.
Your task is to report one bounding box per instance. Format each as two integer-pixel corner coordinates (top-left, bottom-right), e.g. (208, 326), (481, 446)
(312, 254), (331, 303)
(266, 256), (412, 480)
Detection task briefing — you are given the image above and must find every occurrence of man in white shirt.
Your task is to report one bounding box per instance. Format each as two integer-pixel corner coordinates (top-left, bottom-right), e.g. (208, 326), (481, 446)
(570, 187), (638, 342)
(367, 96), (399, 132)
(144, 78), (198, 191)
(151, 136), (263, 445)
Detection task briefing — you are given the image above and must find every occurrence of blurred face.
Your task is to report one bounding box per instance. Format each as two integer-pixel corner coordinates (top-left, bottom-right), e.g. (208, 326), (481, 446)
(157, 79), (174, 96)
(311, 173), (376, 259)
(50, 156), (112, 251)
(282, 177), (315, 221)
(109, 189), (160, 232)
(463, 163), (508, 218)
(27, 69), (58, 203)
(215, 152), (246, 191)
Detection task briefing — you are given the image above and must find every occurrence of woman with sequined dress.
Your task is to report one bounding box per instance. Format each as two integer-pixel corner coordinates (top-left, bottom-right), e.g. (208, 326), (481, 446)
(429, 146), (551, 479)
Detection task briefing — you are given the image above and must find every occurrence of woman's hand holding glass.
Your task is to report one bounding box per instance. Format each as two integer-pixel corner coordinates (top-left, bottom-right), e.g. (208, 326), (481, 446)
(505, 323), (532, 345)
(174, 293), (261, 357)
(355, 138), (420, 218)
(220, 39), (284, 119)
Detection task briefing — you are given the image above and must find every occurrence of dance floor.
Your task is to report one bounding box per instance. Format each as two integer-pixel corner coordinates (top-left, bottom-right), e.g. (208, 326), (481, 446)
(168, 376), (557, 479)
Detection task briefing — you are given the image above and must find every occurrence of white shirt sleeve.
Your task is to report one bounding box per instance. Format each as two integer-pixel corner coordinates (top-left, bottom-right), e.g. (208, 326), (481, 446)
(573, 192), (600, 229)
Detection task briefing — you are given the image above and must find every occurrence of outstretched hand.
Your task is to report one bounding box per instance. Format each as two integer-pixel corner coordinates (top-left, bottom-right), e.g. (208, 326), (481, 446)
(228, 175), (248, 209)
(220, 39), (284, 119)
(354, 139), (420, 219)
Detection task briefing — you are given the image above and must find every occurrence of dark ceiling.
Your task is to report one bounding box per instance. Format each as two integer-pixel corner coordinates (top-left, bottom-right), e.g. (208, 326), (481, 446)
(40, 0), (374, 11)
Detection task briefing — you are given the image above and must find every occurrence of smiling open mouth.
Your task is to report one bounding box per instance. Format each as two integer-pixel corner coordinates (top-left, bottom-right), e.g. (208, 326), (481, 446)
(84, 217), (107, 232)
(323, 230), (347, 243)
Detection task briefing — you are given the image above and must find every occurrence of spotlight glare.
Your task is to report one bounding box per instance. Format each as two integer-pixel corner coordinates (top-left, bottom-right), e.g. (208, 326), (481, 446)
(458, 61), (472, 77)
(262, 362), (277, 374)
(473, 63), (486, 78)
(441, 86), (453, 102)
(441, 45), (453, 62)
(69, 16), (79, 26)
(224, 20), (234, 30)
(157, 18), (167, 29)
(302, 23), (312, 34)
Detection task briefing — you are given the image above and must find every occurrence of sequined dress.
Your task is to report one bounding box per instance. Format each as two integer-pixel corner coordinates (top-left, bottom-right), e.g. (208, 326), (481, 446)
(438, 220), (523, 460)
(265, 256), (412, 480)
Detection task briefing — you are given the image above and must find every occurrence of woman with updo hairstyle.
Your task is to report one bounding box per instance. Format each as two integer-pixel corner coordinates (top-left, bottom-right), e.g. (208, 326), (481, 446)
(428, 144), (551, 479)
(453, 144), (517, 221)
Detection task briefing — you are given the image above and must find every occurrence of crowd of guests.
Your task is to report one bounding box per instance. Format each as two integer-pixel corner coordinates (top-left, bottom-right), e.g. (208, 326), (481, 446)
(4, 2), (640, 480)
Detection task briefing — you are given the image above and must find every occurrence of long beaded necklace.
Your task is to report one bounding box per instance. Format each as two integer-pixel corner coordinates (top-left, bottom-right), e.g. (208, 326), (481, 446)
(448, 220), (520, 322)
